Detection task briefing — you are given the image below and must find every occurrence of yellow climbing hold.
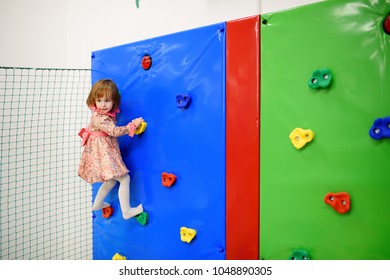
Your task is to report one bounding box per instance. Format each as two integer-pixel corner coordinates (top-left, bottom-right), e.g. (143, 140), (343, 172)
(112, 253), (126, 260)
(180, 227), (197, 243)
(135, 121), (147, 135)
(289, 128), (314, 149)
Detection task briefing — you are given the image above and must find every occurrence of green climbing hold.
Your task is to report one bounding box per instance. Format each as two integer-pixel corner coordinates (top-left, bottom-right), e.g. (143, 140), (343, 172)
(136, 212), (148, 225)
(288, 249), (311, 260)
(135, 0), (140, 9)
(308, 68), (332, 89)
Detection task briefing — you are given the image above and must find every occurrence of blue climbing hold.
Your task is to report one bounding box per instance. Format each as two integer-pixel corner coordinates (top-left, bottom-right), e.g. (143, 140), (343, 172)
(369, 116), (390, 140)
(176, 93), (192, 109)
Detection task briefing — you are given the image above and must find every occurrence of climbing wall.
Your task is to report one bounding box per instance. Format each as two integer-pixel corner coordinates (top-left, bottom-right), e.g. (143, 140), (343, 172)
(90, 16), (260, 260)
(260, 0), (390, 259)
(91, 23), (227, 260)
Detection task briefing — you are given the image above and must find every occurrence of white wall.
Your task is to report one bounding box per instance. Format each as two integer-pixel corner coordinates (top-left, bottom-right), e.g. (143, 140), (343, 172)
(261, 0), (323, 14)
(0, 0), (324, 69)
(66, 0), (260, 68)
(0, 0), (67, 68)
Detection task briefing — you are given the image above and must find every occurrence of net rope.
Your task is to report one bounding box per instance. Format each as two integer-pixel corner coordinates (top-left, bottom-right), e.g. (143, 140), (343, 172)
(0, 67), (92, 259)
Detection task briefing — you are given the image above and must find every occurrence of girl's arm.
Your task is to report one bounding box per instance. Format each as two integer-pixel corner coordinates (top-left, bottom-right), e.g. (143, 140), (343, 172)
(93, 114), (135, 137)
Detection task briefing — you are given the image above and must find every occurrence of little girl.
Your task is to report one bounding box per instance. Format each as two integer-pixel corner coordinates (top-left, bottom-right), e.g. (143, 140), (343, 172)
(78, 79), (144, 220)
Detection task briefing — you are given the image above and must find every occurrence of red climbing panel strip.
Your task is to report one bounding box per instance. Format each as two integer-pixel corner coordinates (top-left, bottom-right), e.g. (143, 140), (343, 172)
(226, 15), (260, 260)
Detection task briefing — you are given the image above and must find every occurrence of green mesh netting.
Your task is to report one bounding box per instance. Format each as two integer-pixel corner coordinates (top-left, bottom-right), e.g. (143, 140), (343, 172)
(0, 67), (92, 259)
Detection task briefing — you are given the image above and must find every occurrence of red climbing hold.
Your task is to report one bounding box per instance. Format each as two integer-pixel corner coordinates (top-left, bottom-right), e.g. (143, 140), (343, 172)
(141, 55), (152, 70)
(384, 14), (390, 35)
(102, 206), (114, 218)
(162, 172), (176, 187)
(324, 192), (351, 214)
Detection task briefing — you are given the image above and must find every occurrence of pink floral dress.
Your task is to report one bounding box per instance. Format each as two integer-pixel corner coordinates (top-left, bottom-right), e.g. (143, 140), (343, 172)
(78, 107), (135, 184)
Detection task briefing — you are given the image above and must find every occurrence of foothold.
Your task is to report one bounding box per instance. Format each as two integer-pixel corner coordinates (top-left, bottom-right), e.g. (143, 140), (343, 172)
(369, 116), (390, 140)
(383, 14), (390, 35)
(180, 227), (197, 243)
(324, 192), (351, 214)
(289, 249), (311, 260)
(102, 206), (114, 218)
(308, 68), (332, 89)
(135, 212), (148, 226)
(141, 55), (152, 70)
(135, 121), (147, 135)
(289, 128), (314, 149)
(112, 253), (126, 260)
(162, 172), (176, 187)
(176, 93), (192, 109)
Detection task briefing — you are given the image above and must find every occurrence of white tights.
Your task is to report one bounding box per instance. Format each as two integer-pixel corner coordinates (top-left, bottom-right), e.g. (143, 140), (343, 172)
(91, 174), (143, 220)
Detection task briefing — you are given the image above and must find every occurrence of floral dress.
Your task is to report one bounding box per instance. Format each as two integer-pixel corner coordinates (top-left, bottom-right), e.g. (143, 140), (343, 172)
(78, 107), (135, 184)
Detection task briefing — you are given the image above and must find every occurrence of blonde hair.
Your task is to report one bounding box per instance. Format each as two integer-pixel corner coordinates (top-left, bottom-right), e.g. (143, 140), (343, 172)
(86, 79), (121, 109)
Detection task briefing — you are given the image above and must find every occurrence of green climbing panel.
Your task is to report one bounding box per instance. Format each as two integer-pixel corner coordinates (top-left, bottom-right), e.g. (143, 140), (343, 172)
(260, 0), (390, 260)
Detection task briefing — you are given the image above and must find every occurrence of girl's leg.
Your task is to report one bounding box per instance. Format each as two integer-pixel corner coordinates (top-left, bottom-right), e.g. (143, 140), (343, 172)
(117, 174), (143, 220)
(91, 179), (117, 211)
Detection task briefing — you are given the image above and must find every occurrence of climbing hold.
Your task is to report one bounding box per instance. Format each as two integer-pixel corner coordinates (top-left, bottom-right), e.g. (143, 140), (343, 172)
(112, 253), (126, 260)
(289, 128), (314, 149)
(102, 205), (114, 218)
(384, 14), (390, 35)
(162, 172), (176, 187)
(308, 68), (332, 89)
(289, 249), (311, 260)
(180, 227), (197, 243)
(369, 116), (390, 140)
(135, 121), (147, 135)
(135, 212), (148, 226)
(176, 93), (192, 109)
(324, 192), (351, 214)
(141, 54), (152, 70)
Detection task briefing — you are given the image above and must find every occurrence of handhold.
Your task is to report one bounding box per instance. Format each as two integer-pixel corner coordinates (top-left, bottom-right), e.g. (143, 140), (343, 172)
(102, 205), (114, 218)
(383, 14), (390, 35)
(308, 68), (332, 89)
(180, 227), (197, 243)
(112, 253), (126, 260)
(289, 249), (311, 260)
(141, 54), (152, 70)
(135, 211), (148, 225)
(289, 128), (314, 149)
(135, 121), (147, 135)
(176, 93), (192, 109)
(324, 192), (351, 214)
(369, 116), (390, 140)
(162, 172), (176, 187)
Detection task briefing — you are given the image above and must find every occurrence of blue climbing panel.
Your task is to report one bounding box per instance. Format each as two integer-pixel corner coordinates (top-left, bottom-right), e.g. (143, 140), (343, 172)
(91, 22), (226, 260)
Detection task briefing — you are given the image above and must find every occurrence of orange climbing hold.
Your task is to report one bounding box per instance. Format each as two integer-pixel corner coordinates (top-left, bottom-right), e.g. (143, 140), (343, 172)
(324, 192), (351, 214)
(102, 205), (114, 218)
(162, 172), (176, 187)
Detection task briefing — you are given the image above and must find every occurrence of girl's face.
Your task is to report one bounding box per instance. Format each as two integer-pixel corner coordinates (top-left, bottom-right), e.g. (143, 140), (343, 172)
(96, 97), (114, 113)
